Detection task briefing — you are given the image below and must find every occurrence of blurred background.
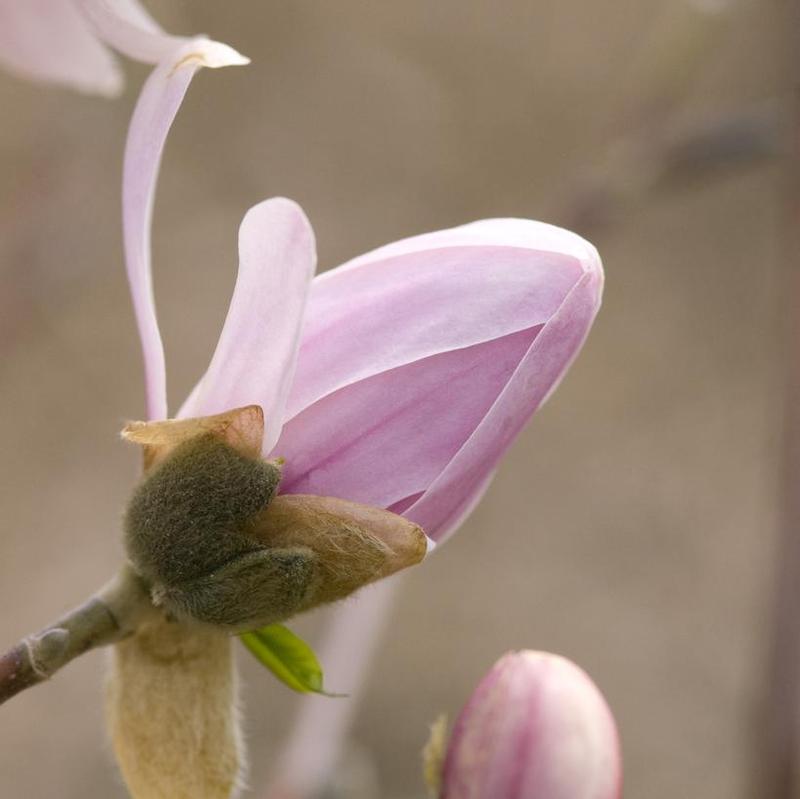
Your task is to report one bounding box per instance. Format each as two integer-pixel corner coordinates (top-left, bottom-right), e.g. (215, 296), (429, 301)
(0, 1), (791, 797)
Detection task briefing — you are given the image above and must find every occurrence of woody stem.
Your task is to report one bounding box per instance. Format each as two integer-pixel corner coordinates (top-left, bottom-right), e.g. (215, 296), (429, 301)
(0, 564), (151, 706)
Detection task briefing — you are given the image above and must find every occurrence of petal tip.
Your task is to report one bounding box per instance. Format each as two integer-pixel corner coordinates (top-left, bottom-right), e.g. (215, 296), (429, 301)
(176, 38), (250, 71)
(241, 197), (315, 247)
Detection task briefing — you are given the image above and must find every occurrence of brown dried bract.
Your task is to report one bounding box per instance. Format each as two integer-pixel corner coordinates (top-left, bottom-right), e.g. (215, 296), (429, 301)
(122, 405), (265, 472)
(252, 494), (427, 608)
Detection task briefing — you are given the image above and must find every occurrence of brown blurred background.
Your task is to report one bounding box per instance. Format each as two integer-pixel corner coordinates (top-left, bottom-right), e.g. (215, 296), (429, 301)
(0, 1), (790, 797)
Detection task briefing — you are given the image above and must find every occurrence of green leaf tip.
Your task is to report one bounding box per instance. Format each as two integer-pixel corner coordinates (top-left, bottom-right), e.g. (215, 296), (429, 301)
(239, 623), (345, 696)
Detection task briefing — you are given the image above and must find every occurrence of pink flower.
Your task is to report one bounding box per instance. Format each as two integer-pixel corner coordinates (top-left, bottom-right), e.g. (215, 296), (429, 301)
(5, 3), (608, 795)
(0, 0), (247, 97)
(120, 34), (604, 798)
(7, 2), (603, 554)
(128, 74), (603, 540)
(195, 205), (601, 544)
(438, 651), (622, 799)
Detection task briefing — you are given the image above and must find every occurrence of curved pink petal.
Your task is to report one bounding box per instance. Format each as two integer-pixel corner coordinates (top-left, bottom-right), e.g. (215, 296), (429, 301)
(278, 218), (602, 543)
(406, 266), (601, 543)
(76, 0), (184, 64)
(442, 651), (622, 799)
(0, 0), (122, 96)
(339, 217), (598, 269)
(179, 199), (316, 452)
(123, 38), (249, 420)
(287, 220), (590, 418)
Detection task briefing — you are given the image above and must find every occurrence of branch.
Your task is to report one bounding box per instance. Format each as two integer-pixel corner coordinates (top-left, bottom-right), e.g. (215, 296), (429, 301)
(0, 564), (151, 705)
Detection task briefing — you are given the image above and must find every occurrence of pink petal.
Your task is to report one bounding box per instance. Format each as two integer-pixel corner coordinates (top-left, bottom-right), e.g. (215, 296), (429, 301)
(278, 326), (537, 509)
(338, 217), (599, 273)
(179, 199), (317, 453)
(76, 0), (185, 64)
(406, 266), (602, 543)
(278, 218), (602, 543)
(442, 652), (622, 799)
(287, 221), (589, 418)
(0, 0), (122, 96)
(123, 38), (248, 420)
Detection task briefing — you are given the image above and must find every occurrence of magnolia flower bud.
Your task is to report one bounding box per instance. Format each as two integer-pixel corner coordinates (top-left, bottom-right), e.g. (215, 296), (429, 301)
(433, 651), (621, 799)
(122, 405), (426, 631)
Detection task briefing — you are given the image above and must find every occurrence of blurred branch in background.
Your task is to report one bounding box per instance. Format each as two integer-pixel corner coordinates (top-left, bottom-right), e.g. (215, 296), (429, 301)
(557, 99), (784, 234)
(606, 0), (736, 132)
(555, 0), (783, 234)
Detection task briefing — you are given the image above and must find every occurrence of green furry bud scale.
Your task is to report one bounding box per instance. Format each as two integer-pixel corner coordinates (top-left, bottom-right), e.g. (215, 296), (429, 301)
(124, 434), (304, 630)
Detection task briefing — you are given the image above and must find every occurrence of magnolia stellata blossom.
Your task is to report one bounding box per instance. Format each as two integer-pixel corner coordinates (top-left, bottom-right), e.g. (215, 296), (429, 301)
(125, 51), (604, 525)
(3, 3), (605, 798)
(4, 0), (603, 581)
(0, 0), (245, 97)
(436, 651), (622, 799)
(7, 0), (604, 561)
(120, 19), (603, 799)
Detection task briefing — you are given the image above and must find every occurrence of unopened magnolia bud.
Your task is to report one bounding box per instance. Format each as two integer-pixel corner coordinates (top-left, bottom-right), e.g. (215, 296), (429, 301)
(434, 651), (621, 799)
(122, 405), (426, 632)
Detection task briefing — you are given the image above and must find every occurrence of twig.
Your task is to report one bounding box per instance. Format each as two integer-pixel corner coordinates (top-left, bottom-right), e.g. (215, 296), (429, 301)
(0, 564), (151, 705)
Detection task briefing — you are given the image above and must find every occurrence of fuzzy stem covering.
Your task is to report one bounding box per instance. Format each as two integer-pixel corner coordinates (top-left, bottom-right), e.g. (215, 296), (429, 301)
(106, 616), (243, 799)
